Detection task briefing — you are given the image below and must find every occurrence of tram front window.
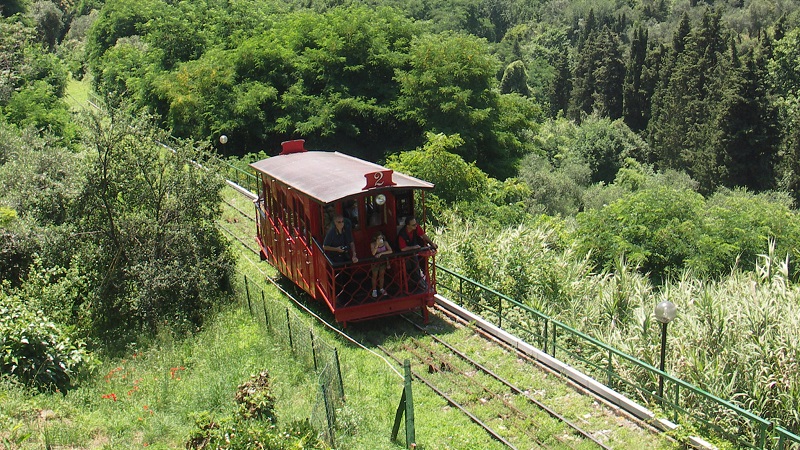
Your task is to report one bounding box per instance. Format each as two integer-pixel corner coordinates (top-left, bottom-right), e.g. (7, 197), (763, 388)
(366, 195), (385, 227)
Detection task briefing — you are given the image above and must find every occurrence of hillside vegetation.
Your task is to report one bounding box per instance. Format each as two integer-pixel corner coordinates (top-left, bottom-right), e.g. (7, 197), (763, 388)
(1, 0), (800, 446)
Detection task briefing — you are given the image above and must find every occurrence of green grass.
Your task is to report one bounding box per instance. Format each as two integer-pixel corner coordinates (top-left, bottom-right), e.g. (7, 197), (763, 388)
(0, 300), (317, 449)
(64, 74), (92, 112)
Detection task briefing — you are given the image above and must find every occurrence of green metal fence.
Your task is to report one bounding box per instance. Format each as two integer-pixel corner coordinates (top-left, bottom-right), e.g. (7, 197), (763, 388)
(233, 273), (345, 446)
(220, 160), (259, 194)
(436, 265), (800, 450)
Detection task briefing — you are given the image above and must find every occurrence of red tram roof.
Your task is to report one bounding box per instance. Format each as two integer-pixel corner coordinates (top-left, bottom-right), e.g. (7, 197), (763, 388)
(250, 151), (434, 204)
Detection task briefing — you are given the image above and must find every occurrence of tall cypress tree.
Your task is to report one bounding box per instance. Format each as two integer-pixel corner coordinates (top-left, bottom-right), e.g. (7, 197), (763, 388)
(712, 45), (780, 191)
(568, 27), (598, 121)
(568, 25), (624, 121)
(592, 27), (625, 119)
(550, 50), (571, 117)
(648, 11), (727, 191)
(623, 26), (648, 131)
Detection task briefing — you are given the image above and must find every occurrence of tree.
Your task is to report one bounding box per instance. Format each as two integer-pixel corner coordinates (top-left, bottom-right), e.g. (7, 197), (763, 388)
(647, 10), (730, 193)
(573, 115), (647, 184)
(590, 27), (625, 119)
(3, 80), (77, 146)
(549, 50), (571, 117)
(30, 1), (64, 51)
(568, 26), (625, 121)
(74, 106), (234, 343)
(712, 46), (780, 191)
(623, 26), (648, 132)
(769, 28), (800, 100)
(576, 186), (706, 281)
(395, 31), (514, 177)
(141, 7), (206, 70)
(499, 60), (531, 96)
(85, 0), (164, 69)
(385, 132), (488, 204)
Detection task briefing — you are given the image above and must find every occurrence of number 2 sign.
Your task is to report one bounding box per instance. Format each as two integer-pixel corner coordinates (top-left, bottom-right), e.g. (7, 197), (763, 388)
(363, 170), (396, 190)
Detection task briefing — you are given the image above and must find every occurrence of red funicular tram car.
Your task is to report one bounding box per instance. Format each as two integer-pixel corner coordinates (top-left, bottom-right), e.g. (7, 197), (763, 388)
(251, 140), (437, 324)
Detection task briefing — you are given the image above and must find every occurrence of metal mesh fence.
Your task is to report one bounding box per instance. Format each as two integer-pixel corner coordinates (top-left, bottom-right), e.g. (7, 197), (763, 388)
(233, 272), (345, 446)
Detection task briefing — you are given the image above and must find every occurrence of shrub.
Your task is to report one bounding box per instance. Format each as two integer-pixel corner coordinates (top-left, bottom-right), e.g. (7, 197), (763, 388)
(235, 371), (276, 422)
(575, 186), (706, 281)
(0, 290), (91, 392)
(186, 371), (326, 450)
(691, 188), (800, 278)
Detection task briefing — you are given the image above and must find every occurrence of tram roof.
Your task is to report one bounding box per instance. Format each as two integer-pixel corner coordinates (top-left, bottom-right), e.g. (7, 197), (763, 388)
(250, 151), (434, 204)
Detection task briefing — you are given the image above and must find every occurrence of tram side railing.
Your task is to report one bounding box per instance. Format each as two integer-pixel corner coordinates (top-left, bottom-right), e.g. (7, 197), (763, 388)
(314, 242), (435, 312)
(435, 265), (800, 450)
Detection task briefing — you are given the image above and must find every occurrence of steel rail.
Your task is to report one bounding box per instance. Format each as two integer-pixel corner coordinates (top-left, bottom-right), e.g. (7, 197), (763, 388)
(406, 319), (614, 450)
(222, 197), (255, 222)
(375, 343), (521, 449)
(216, 220), (260, 254)
(404, 338), (554, 449)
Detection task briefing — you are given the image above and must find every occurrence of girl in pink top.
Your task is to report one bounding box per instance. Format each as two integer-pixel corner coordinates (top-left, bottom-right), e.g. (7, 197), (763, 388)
(370, 232), (393, 298)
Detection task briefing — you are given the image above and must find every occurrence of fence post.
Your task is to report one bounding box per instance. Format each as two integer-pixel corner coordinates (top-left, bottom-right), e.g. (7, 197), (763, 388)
(391, 360), (416, 448)
(286, 308), (294, 352)
(497, 295), (503, 328)
(244, 275), (251, 313)
(311, 329), (318, 372)
(334, 348), (344, 400)
(543, 319), (548, 354)
(262, 291), (269, 329)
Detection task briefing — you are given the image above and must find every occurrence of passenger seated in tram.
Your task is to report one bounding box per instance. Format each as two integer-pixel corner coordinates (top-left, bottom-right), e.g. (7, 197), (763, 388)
(397, 216), (437, 292)
(323, 214), (358, 265)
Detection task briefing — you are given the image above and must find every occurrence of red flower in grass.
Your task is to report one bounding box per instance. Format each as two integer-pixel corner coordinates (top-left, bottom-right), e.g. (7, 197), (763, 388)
(169, 366), (186, 380)
(101, 393), (118, 401)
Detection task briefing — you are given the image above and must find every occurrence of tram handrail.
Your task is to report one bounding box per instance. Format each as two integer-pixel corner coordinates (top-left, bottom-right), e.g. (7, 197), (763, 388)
(435, 264), (800, 450)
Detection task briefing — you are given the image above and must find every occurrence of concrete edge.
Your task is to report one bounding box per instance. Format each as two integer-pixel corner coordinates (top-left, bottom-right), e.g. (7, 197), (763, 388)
(227, 180), (257, 200)
(688, 436), (718, 449)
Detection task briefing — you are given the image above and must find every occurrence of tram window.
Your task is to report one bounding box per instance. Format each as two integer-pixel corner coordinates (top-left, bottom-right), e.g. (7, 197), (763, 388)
(323, 204), (336, 232)
(343, 199), (359, 229)
(395, 191), (413, 225)
(365, 195), (385, 227)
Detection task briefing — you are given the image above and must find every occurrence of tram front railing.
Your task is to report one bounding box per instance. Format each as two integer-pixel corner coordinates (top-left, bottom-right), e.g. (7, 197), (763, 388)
(316, 248), (436, 311)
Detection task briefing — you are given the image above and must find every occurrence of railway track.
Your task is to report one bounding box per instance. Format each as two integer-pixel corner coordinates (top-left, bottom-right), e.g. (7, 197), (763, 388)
(218, 182), (672, 449)
(374, 314), (614, 449)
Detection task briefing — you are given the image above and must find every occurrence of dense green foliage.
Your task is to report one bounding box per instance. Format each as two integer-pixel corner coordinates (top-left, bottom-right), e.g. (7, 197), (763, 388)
(0, 290), (91, 392)
(386, 132), (532, 227)
(0, 103), (235, 347)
